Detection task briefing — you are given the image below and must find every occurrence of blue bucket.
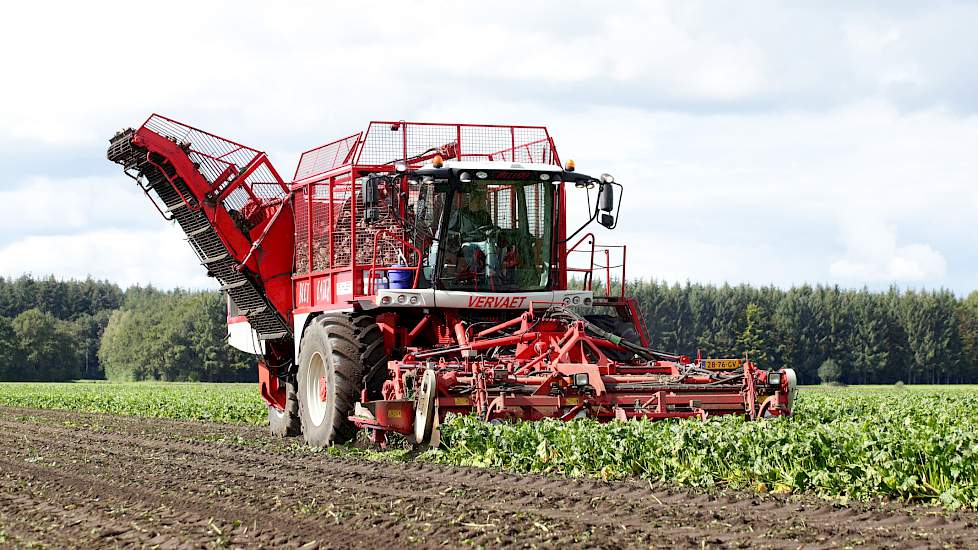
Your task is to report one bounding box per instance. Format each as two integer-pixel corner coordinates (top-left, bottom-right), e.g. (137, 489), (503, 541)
(388, 265), (413, 289)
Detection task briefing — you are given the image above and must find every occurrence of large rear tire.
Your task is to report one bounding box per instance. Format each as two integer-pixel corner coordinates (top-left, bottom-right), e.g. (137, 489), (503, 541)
(355, 314), (388, 400)
(267, 377), (300, 437)
(296, 313), (387, 447)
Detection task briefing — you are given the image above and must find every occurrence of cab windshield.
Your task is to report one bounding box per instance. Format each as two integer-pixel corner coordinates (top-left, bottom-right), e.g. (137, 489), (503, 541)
(426, 178), (554, 292)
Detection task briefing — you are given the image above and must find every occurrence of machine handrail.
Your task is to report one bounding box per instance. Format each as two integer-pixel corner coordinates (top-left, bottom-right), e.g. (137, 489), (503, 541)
(367, 229), (423, 295)
(564, 232), (626, 298)
(565, 232), (596, 292)
(293, 132), (363, 183)
(485, 137), (560, 165)
(141, 114), (290, 199)
(356, 121), (559, 167)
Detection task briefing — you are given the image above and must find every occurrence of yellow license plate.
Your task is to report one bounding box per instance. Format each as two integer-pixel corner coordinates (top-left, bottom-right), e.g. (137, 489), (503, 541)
(704, 358), (742, 371)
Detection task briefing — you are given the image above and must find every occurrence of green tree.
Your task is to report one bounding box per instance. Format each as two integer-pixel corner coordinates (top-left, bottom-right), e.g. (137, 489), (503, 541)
(10, 308), (82, 381)
(99, 289), (252, 382)
(737, 302), (772, 366)
(957, 292), (978, 383)
(69, 310), (113, 378)
(629, 280), (978, 385)
(818, 359), (842, 384)
(0, 317), (19, 380)
(0, 275), (121, 320)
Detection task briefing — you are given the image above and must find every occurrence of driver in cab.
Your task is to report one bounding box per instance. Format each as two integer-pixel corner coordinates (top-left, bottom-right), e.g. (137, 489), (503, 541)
(452, 189), (492, 239)
(449, 189), (495, 278)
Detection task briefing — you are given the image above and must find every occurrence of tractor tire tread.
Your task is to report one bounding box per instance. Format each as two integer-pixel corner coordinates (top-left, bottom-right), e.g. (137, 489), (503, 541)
(296, 312), (388, 446)
(267, 377), (300, 437)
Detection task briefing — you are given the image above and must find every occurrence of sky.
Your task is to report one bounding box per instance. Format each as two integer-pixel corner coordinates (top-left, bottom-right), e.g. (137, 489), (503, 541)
(2, 1), (977, 294)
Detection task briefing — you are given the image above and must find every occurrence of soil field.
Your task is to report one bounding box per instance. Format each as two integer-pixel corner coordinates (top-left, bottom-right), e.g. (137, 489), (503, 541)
(1, 407), (977, 548)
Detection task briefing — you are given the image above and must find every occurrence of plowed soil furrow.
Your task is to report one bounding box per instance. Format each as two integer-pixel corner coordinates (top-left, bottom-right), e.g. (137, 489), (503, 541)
(0, 407), (976, 549)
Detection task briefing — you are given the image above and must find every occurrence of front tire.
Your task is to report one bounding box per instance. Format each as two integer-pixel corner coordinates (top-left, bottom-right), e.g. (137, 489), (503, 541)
(297, 314), (365, 447)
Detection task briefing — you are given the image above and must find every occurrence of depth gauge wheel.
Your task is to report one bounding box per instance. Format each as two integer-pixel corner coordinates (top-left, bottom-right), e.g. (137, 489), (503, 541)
(297, 314), (366, 447)
(267, 376), (300, 437)
(784, 368), (798, 411)
(414, 368), (437, 446)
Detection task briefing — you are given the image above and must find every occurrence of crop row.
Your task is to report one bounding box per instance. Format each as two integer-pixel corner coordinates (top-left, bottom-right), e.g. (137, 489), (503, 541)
(0, 382), (267, 425)
(434, 387), (978, 509)
(1, 382), (975, 508)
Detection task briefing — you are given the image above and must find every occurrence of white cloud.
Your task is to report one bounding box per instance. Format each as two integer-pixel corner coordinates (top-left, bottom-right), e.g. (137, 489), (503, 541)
(0, 227), (213, 289)
(539, 101), (975, 289)
(1, 2), (978, 292)
(0, 176), (156, 235)
(6, 94), (975, 292)
(829, 219), (947, 283)
(599, 231), (805, 288)
(3, 1), (978, 151)
(0, 175), (217, 289)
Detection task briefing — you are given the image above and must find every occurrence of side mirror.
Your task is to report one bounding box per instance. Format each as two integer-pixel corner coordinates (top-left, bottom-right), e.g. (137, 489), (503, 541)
(598, 182), (614, 212)
(598, 212), (615, 228)
(362, 177), (380, 223)
(362, 176), (380, 207)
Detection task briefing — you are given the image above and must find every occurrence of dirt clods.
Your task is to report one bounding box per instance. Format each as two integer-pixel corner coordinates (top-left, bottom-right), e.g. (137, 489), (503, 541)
(1, 407), (976, 548)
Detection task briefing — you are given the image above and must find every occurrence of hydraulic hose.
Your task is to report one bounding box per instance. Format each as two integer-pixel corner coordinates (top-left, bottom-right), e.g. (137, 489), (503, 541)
(545, 306), (682, 362)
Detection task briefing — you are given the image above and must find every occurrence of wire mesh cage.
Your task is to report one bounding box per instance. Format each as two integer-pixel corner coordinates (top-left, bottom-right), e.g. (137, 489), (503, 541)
(294, 133), (362, 182)
(141, 115), (289, 212)
(355, 122), (559, 168)
(291, 121), (560, 287)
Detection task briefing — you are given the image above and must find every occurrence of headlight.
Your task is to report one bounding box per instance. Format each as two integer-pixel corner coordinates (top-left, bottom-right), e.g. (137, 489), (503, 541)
(572, 296), (581, 305)
(380, 296), (392, 305)
(600, 173), (614, 183)
(409, 295), (420, 305)
(394, 161), (408, 173)
(396, 294), (407, 304)
(768, 372), (782, 387)
(572, 373), (589, 386)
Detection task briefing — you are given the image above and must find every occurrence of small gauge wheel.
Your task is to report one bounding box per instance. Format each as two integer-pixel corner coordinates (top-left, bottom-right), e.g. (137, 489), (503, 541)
(414, 369), (437, 445)
(783, 368), (798, 410)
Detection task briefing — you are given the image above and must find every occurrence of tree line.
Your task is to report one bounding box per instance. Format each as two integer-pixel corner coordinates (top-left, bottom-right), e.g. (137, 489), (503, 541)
(0, 275), (251, 382)
(0, 276), (123, 380)
(99, 287), (252, 381)
(627, 281), (978, 385)
(1, 275), (977, 384)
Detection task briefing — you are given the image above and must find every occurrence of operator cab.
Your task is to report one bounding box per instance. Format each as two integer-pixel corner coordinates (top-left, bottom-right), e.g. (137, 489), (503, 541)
(413, 161), (558, 292)
(363, 154), (621, 310)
